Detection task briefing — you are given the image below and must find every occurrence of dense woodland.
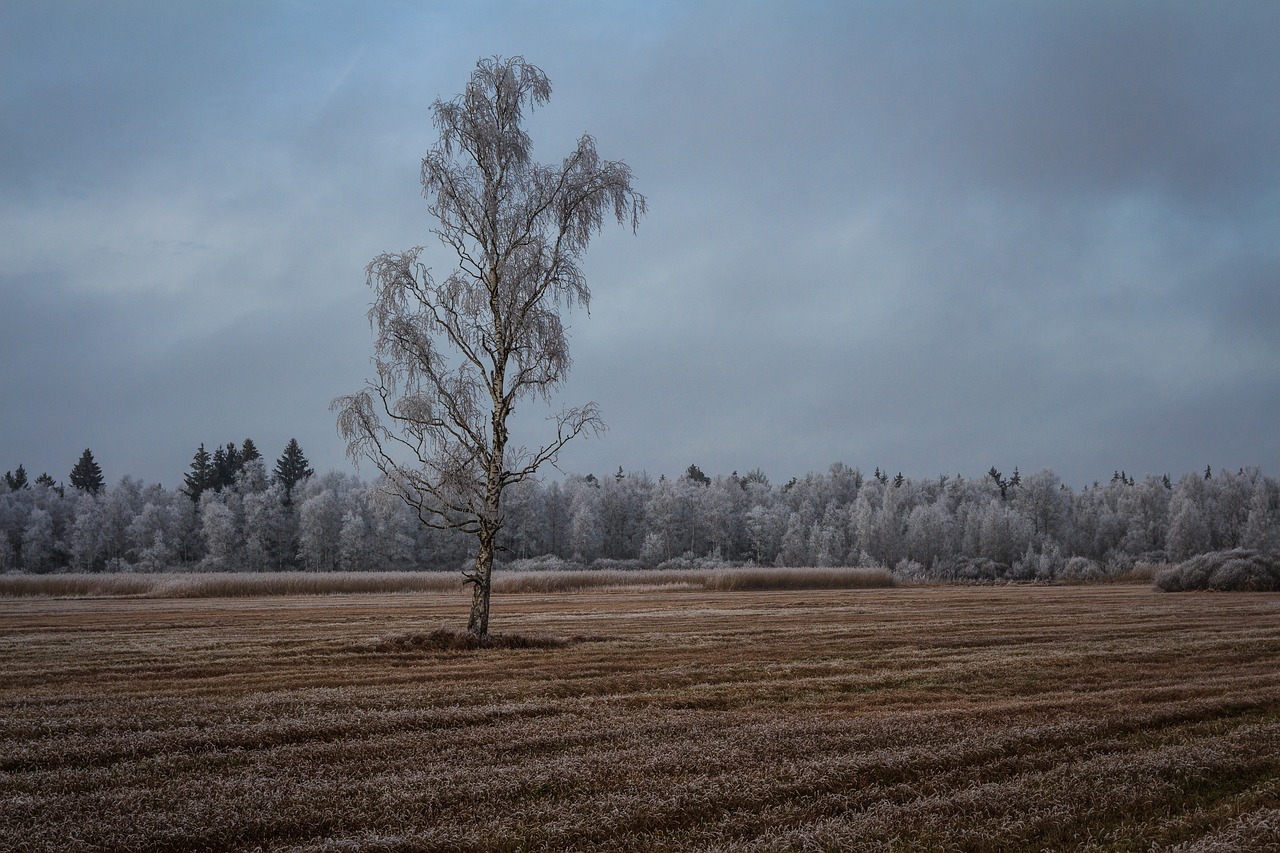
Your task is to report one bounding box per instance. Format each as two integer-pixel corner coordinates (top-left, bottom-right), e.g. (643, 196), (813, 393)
(2, 443), (1278, 580)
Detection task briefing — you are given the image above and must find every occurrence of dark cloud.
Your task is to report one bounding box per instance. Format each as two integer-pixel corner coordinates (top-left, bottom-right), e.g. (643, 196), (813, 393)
(2, 1), (1277, 488)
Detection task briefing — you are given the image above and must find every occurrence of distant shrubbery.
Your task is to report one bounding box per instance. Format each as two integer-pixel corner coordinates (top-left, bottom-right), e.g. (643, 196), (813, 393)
(1154, 549), (1280, 592)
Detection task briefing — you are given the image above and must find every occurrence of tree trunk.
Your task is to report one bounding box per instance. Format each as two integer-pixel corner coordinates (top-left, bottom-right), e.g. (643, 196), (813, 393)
(467, 537), (494, 637)
(468, 447), (504, 637)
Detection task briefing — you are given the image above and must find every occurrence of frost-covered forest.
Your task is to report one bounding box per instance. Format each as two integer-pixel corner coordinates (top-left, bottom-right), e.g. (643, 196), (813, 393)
(2, 444), (1278, 580)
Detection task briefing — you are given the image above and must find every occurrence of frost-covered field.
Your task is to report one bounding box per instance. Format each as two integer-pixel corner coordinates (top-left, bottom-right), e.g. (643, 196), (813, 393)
(3, 586), (1279, 851)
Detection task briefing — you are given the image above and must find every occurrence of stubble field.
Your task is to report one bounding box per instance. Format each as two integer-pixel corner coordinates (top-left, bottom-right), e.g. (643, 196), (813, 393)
(2, 582), (1279, 851)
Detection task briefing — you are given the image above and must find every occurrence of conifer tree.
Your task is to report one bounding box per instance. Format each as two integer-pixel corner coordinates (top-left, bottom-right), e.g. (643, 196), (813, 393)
(274, 438), (314, 504)
(69, 449), (104, 495)
(240, 438), (262, 465)
(183, 444), (214, 503)
(210, 445), (229, 491)
(215, 441), (242, 489)
(684, 464), (711, 486)
(4, 465), (29, 490)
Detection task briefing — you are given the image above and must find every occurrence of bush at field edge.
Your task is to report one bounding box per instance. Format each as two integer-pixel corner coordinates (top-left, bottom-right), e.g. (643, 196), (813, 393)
(1154, 549), (1280, 592)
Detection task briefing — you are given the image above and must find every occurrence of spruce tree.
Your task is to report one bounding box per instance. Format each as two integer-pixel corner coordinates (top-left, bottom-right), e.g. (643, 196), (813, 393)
(69, 449), (104, 495)
(274, 438), (314, 504)
(183, 444), (214, 502)
(240, 438), (262, 465)
(214, 441), (242, 489)
(4, 465), (28, 490)
(210, 445), (229, 491)
(684, 464), (710, 486)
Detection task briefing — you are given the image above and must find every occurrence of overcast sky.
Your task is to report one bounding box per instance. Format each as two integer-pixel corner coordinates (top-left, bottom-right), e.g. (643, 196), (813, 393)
(3, 1), (1278, 490)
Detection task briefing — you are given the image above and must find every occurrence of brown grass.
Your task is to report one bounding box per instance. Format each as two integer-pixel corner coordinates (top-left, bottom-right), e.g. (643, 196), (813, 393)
(0, 565), (894, 599)
(2, 586), (1278, 851)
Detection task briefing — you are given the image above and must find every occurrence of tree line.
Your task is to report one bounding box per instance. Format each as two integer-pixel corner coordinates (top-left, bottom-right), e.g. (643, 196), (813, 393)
(2, 451), (1276, 578)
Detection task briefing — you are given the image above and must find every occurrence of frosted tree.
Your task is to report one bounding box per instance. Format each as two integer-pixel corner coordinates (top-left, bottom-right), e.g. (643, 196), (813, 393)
(704, 479), (740, 559)
(21, 508), (56, 573)
(338, 508), (371, 572)
(809, 502), (849, 567)
(1167, 475), (1212, 561)
(333, 55), (644, 636)
(597, 471), (648, 560)
(66, 494), (106, 572)
(242, 485), (286, 571)
(1209, 468), (1256, 550)
(978, 501), (1033, 567)
(567, 478), (603, 562)
(495, 477), (544, 559)
(642, 478), (679, 563)
(199, 492), (242, 571)
(745, 502), (785, 565)
(100, 477), (144, 568)
(298, 488), (341, 572)
(1242, 476), (1280, 553)
(365, 482), (420, 570)
(1012, 469), (1070, 541)
(128, 500), (179, 572)
(905, 502), (954, 569)
(1117, 475), (1171, 556)
(778, 512), (810, 567)
(852, 480), (906, 567)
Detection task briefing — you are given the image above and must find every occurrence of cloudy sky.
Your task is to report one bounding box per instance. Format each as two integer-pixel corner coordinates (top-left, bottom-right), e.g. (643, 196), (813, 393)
(3, 1), (1278, 489)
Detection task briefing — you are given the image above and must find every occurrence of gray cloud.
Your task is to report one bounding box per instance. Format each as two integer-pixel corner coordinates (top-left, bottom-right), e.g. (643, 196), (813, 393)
(2, 1), (1277, 488)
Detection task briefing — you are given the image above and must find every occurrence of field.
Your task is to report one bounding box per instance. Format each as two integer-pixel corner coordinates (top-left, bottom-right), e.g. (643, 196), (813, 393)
(2, 581), (1279, 851)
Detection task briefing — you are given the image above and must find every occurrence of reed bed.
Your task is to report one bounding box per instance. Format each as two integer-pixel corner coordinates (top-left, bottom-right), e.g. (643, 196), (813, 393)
(0, 565), (894, 599)
(0, 570), (462, 599)
(2, 586), (1278, 851)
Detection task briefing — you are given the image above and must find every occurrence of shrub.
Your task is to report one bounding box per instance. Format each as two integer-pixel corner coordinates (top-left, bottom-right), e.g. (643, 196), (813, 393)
(1154, 549), (1280, 592)
(587, 558), (646, 572)
(892, 559), (927, 583)
(1061, 556), (1104, 582)
(503, 555), (584, 573)
(935, 557), (1009, 583)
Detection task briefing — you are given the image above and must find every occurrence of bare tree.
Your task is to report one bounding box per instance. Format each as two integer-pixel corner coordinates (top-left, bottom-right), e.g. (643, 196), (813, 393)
(333, 56), (645, 636)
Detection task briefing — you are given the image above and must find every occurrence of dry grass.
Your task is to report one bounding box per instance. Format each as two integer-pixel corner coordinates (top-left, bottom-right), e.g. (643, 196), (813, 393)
(2, 586), (1278, 851)
(0, 565), (894, 599)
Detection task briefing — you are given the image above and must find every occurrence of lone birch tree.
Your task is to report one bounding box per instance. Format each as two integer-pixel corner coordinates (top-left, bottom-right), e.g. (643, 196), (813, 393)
(333, 56), (644, 637)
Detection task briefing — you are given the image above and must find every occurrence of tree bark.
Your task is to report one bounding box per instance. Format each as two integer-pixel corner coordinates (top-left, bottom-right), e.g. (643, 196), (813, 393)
(467, 535), (494, 637)
(468, 417), (505, 637)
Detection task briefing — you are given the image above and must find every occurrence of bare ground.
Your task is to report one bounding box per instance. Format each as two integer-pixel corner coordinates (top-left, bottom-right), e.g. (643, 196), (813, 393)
(2, 585), (1278, 851)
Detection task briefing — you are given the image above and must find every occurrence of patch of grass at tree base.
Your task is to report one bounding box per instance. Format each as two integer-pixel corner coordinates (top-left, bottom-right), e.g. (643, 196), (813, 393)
(368, 629), (569, 652)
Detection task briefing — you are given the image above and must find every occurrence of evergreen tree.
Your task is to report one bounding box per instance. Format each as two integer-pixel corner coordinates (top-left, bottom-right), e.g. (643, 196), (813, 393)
(183, 444), (214, 503)
(69, 449), (104, 495)
(34, 472), (55, 489)
(210, 445), (229, 491)
(4, 465), (29, 490)
(240, 438), (262, 465)
(213, 442), (242, 490)
(988, 467), (1009, 501)
(274, 438), (314, 504)
(684, 464), (711, 486)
